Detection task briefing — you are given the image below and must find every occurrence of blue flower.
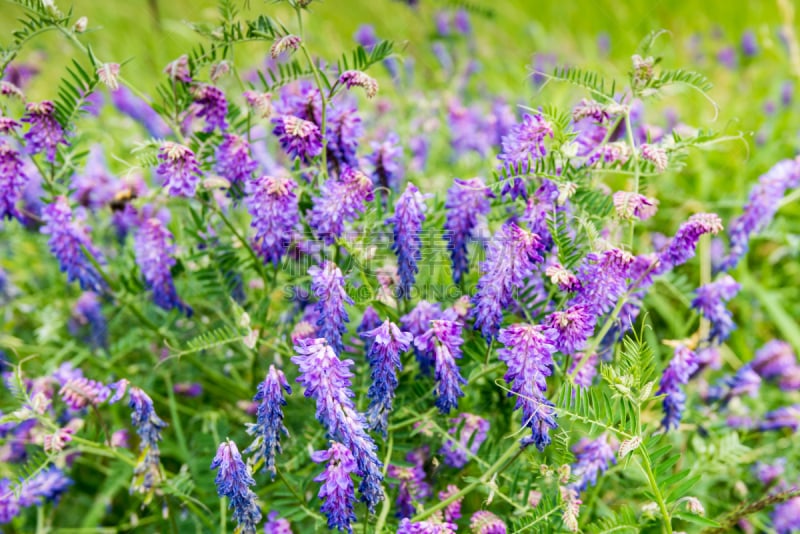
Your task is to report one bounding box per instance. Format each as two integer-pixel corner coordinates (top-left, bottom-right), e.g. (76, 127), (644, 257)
(388, 183), (427, 299)
(309, 262), (353, 355)
(245, 365), (292, 479)
(312, 442), (358, 532)
(211, 439), (262, 534)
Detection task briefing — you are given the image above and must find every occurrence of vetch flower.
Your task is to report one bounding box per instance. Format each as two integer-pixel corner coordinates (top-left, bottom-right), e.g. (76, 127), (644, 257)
(470, 511), (507, 534)
(758, 405), (800, 432)
(397, 519), (457, 534)
(68, 291), (108, 349)
(388, 183), (427, 299)
(308, 167), (373, 245)
(41, 196), (107, 293)
(440, 413), (490, 468)
(211, 439), (262, 534)
(245, 365), (291, 479)
(571, 249), (634, 314)
(0, 479), (19, 523)
(545, 304), (597, 356)
(439, 485), (463, 522)
(156, 142), (201, 197)
(270, 35), (301, 58)
(242, 90), (274, 119)
(325, 104), (363, 175)
(18, 467), (71, 507)
(110, 86), (171, 137)
(0, 141), (28, 221)
(309, 261), (353, 355)
(401, 300), (442, 375)
(215, 133), (257, 188)
(415, 320), (467, 414)
(444, 178), (494, 283)
(497, 113), (554, 199)
(272, 115), (323, 163)
(292, 338), (384, 511)
(773, 496), (800, 534)
(338, 70), (378, 99)
(497, 323), (557, 450)
(691, 275), (740, 343)
(386, 463), (431, 518)
(134, 218), (192, 316)
(163, 55), (191, 83)
(192, 84), (228, 132)
(59, 376), (110, 410)
(312, 442), (358, 532)
(545, 263), (580, 292)
(361, 320), (413, 436)
(471, 223), (544, 340)
(263, 511), (293, 534)
(568, 352), (599, 388)
(246, 175), (299, 265)
(640, 143), (668, 172)
(357, 306), (382, 354)
(752, 340), (797, 380)
(658, 345), (699, 430)
(21, 101), (67, 162)
(569, 434), (617, 492)
(612, 191), (658, 220)
(366, 133), (403, 191)
(129, 387), (167, 494)
(658, 213), (724, 271)
(96, 63), (120, 90)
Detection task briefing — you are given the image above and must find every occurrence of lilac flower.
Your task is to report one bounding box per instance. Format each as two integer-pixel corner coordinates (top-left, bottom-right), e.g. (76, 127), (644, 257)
(569, 352), (599, 388)
(569, 434), (617, 492)
(658, 345), (699, 430)
(361, 320), (413, 435)
(18, 467), (71, 507)
(312, 442), (358, 532)
(571, 249), (635, 314)
(246, 175), (299, 265)
(192, 84), (228, 132)
(215, 133), (257, 188)
(272, 115), (322, 163)
(263, 511), (293, 534)
(470, 511), (507, 534)
(68, 291), (108, 349)
(134, 218), (192, 315)
(110, 87), (171, 137)
(309, 167), (374, 245)
(444, 178), (494, 283)
(758, 405), (800, 432)
(773, 497), (800, 534)
(325, 104), (363, 174)
(497, 324), (557, 450)
(211, 439), (262, 534)
(387, 463), (431, 518)
(497, 113), (554, 199)
(129, 387), (167, 493)
(545, 304), (596, 355)
(41, 197), (107, 293)
(401, 300), (442, 375)
(59, 376), (110, 410)
(245, 365), (291, 479)
(156, 142), (201, 197)
(719, 158), (800, 271)
(471, 223), (544, 340)
(0, 141), (28, 221)
(366, 133), (403, 191)
(309, 262), (353, 355)
(439, 485), (463, 522)
(292, 338), (384, 511)
(389, 183), (427, 298)
(752, 340), (797, 379)
(691, 275), (740, 343)
(397, 519), (457, 534)
(613, 191), (658, 220)
(440, 413), (490, 468)
(414, 320), (466, 414)
(21, 101), (67, 162)
(658, 213), (724, 271)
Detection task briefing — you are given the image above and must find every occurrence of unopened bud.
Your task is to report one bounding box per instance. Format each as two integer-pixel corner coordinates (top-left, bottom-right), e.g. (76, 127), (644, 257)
(73, 16), (88, 33)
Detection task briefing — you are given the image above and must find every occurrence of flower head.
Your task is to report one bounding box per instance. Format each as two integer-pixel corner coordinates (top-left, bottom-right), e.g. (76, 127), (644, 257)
(215, 133), (257, 188)
(397, 519), (457, 534)
(129, 387), (167, 493)
(401, 301), (442, 375)
(366, 133), (403, 191)
(571, 248), (635, 314)
(388, 183), (427, 298)
(211, 439), (262, 534)
(339, 70), (378, 98)
(246, 175), (299, 265)
(440, 413), (490, 468)
(164, 55), (191, 83)
(569, 434), (617, 492)
(263, 511), (293, 534)
(134, 218), (192, 316)
(68, 291), (108, 349)
(387, 462), (431, 518)
(270, 35), (302, 58)
(773, 496), (800, 534)
(444, 178), (494, 283)
(245, 365), (292, 479)
(309, 261), (353, 355)
(658, 213), (724, 271)
(272, 115), (322, 163)
(497, 113), (553, 199)
(613, 191), (658, 220)
(22, 101), (67, 162)
(156, 142), (202, 197)
(309, 167), (373, 245)
(691, 275), (740, 343)
(18, 467), (71, 507)
(658, 345), (699, 430)
(312, 442), (358, 532)
(192, 84), (228, 132)
(0, 141), (29, 221)
(415, 320), (466, 414)
(470, 511), (507, 534)
(110, 86), (171, 137)
(59, 376), (110, 410)
(752, 340), (797, 379)
(545, 304), (597, 356)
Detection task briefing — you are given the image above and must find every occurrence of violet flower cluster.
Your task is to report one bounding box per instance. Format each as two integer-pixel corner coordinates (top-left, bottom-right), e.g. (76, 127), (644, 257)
(211, 439), (262, 534)
(309, 261), (354, 355)
(246, 175), (299, 265)
(414, 319), (467, 414)
(245, 365), (292, 479)
(388, 183), (427, 298)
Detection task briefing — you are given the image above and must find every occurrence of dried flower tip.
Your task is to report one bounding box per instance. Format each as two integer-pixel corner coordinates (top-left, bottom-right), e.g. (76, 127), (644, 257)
(618, 436), (641, 457)
(210, 61), (230, 83)
(73, 16), (87, 32)
(560, 486), (581, 533)
(1, 81), (25, 99)
(42, 0), (62, 17)
(613, 191), (659, 220)
(545, 263), (580, 292)
(97, 63), (120, 91)
(557, 182), (578, 205)
(683, 497), (705, 515)
(270, 35), (302, 58)
(641, 143), (668, 172)
(632, 54), (656, 85)
(339, 70), (379, 99)
(163, 55), (191, 83)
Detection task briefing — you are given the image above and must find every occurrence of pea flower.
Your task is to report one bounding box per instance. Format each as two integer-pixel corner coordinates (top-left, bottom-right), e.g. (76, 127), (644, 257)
(658, 345), (699, 430)
(497, 113), (554, 199)
(571, 249), (634, 314)
(211, 439), (262, 534)
(497, 323), (557, 450)
(752, 340), (797, 379)
(308, 167), (374, 245)
(129, 387), (167, 494)
(415, 319), (467, 414)
(110, 86), (171, 137)
(245, 365), (291, 479)
(357, 306), (382, 354)
(613, 191), (658, 220)
(401, 300), (442, 375)
(312, 442), (359, 532)
(215, 133), (257, 188)
(338, 70), (379, 98)
(272, 114), (322, 163)
(444, 177), (494, 283)
(773, 497), (800, 534)
(470, 511), (507, 534)
(325, 104), (363, 174)
(0, 141), (28, 221)
(164, 55), (191, 83)
(657, 213), (723, 272)
(59, 376), (110, 410)
(309, 261), (353, 355)
(397, 519), (457, 534)
(440, 413), (490, 468)
(387, 462), (431, 518)
(134, 218), (192, 316)
(691, 275), (740, 343)
(366, 133), (403, 191)
(156, 142), (202, 197)
(263, 511), (293, 534)
(22, 101), (67, 162)
(545, 304), (597, 356)
(192, 84), (228, 132)
(569, 434), (617, 492)
(246, 175), (299, 265)
(68, 291), (108, 349)
(439, 485), (463, 522)
(388, 183), (427, 298)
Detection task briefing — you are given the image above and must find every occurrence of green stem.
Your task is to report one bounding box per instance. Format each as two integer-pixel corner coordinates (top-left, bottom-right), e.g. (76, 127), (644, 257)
(639, 451), (673, 534)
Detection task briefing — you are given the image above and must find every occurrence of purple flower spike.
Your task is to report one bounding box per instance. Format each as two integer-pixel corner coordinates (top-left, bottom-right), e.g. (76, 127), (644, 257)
(388, 183), (427, 299)
(309, 167), (374, 245)
(272, 114), (323, 163)
(497, 323), (557, 450)
(211, 439), (262, 534)
(309, 261), (353, 355)
(0, 141), (28, 221)
(362, 320), (413, 436)
(440, 413), (490, 468)
(59, 376), (110, 410)
(367, 133), (403, 191)
(22, 101), (67, 162)
(719, 158), (800, 271)
(545, 304), (597, 355)
(156, 142), (201, 197)
(470, 511), (507, 534)
(773, 496), (800, 534)
(691, 274), (740, 343)
(292, 338), (384, 511)
(134, 218), (192, 316)
(246, 175), (299, 265)
(444, 178), (494, 283)
(338, 70), (378, 98)
(401, 300), (442, 375)
(415, 320), (467, 414)
(439, 485), (463, 522)
(397, 519), (457, 534)
(245, 365), (292, 479)
(758, 405), (800, 432)
(613, 191), (658, 220)
(357, 306), (382, 354)
(387, 463), (431, 518)
(41, 196), (107, 293)
(129, 387), (167, 493)
(752, 340), (797, 379)
(18, 467), (71, 507)
(312, 442), (358, 533)
(497, 113), (554, 199)
(658, 213), (724, 272)
(658, 345), (699, 430)
(192, 84), (228, 132)
(325, 104), (363, 174)
(571, 248), (634, 314)
(471, 223), (544, 340)
(0, 479), (20, 523)
(263, 511), (292, 534)
(110, 87), (171, 138)
(569, 433), (617, 492)
(215, 133), (257, 188)
(569, 352), (599, 388)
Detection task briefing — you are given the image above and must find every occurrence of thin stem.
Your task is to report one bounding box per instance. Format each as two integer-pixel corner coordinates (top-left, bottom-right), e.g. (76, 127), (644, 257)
(639, 451), (673, 534)
(624, 109), (640, 249)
